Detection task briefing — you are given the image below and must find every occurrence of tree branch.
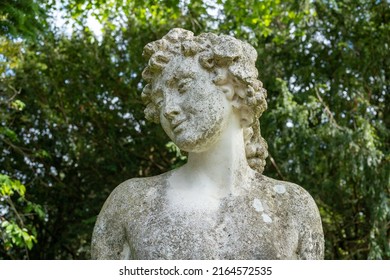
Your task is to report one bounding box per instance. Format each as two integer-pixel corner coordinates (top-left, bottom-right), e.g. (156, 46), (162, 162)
(315, 88), (343, 130)
(268, 152), (285, 180)
(0, 85), (22, 105)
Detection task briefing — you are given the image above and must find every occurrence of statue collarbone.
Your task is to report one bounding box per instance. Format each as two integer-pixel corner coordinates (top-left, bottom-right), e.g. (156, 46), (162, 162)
(91, 28), (324, 260)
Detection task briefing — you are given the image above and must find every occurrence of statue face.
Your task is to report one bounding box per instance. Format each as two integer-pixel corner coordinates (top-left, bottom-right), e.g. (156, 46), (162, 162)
(155, 56), (232, 152)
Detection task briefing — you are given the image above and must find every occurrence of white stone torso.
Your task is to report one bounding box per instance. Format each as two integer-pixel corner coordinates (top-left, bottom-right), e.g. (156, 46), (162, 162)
(92, 171), (324, 260)
(128, 180), (298, 260)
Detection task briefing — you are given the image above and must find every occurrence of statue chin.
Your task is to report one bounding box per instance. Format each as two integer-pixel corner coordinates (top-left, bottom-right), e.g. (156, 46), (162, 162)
(168, 130), (225, 153)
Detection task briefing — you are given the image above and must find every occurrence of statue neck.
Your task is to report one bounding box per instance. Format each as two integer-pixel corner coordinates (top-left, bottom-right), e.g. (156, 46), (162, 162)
(170, 112), (254, 201)
(184, 120), (252, 195)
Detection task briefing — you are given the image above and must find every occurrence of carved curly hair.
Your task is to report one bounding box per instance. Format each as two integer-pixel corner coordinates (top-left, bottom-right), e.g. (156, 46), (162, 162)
(141, 28), (268, 173)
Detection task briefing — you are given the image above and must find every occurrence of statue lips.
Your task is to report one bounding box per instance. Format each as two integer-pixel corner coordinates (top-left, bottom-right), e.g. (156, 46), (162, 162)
(171, 118), (186, 132)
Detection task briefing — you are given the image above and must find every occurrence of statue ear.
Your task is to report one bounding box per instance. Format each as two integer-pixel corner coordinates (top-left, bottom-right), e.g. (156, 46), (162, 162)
(240, 105), (254, 127)
(220, 84), (235, 100)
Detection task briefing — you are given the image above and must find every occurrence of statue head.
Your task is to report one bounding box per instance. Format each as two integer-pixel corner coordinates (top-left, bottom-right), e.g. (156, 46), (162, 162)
(141, 28), (268, 173)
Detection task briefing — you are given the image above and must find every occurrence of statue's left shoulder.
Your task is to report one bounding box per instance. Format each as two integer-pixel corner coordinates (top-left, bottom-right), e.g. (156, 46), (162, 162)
(259, 175), (325, 259)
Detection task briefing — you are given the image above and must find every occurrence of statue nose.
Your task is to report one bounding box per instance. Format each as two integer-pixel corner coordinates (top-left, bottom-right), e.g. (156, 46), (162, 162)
(163, 103), (180, 120)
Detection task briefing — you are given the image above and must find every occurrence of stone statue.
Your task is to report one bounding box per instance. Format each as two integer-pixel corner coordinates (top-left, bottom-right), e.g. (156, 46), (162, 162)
(91, 28), (324, 260)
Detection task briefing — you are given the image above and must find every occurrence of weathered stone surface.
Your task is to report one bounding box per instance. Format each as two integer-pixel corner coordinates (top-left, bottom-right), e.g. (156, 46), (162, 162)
(91, 28), (324, 260)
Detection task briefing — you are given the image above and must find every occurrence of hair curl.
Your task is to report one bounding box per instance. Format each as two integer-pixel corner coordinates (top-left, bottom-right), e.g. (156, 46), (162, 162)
(141, 28), (268, 173)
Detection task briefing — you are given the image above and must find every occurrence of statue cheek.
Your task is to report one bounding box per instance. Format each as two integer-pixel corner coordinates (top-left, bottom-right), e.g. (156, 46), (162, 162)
(160, 116), (174, 139)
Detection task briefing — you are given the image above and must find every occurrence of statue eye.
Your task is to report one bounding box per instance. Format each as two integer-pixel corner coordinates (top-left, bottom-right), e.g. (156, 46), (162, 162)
(178, 78), (193, 93)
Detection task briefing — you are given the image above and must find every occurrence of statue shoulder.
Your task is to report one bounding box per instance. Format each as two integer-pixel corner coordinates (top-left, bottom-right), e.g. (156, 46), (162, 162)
(91, 173), (169, 259)
(257, 175), (324, 259)
(257, 175), (319, 214)
(101, 173), (169, 213)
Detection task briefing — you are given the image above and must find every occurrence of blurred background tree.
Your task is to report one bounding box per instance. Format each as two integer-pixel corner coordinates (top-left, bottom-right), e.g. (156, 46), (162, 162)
(0, 0), (388, 259)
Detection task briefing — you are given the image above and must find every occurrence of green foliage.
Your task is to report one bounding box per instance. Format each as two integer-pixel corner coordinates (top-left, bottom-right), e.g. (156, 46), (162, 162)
(1, 221), (36, 250)
(0, 175), (44, 258)
(0, 174), (26, 197)
(0, 0), (388, 259)
(166, 141), (187, 168)
(0, 0), (48, 39)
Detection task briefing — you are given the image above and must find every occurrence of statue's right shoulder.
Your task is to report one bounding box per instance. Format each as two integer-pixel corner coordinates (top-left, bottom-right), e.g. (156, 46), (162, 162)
(101, 172), (171, 213)
(91, 172), (170, 259)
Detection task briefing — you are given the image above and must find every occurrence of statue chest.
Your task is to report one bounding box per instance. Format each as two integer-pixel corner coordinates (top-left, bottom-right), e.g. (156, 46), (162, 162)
(126, 195), (299, 259)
